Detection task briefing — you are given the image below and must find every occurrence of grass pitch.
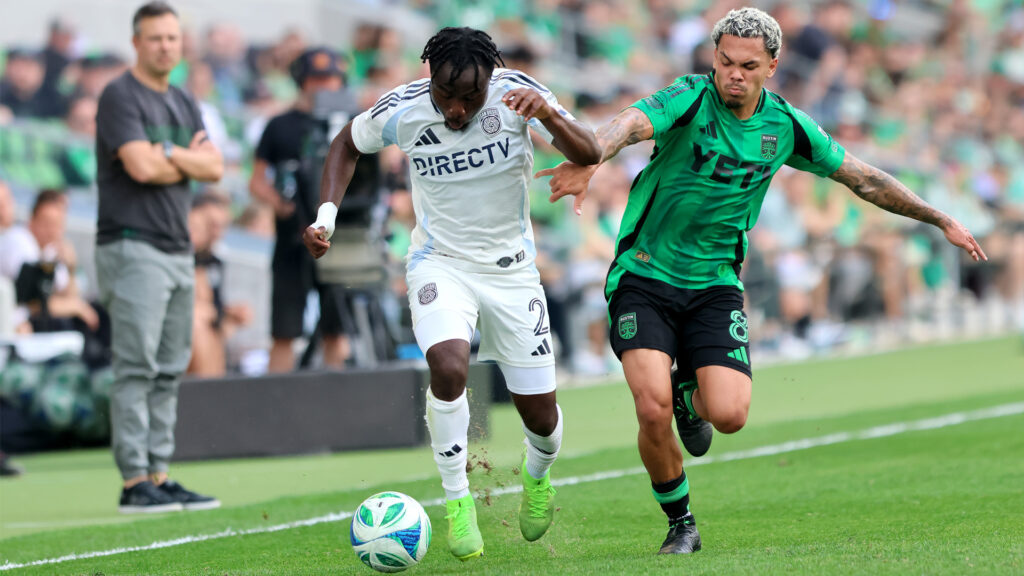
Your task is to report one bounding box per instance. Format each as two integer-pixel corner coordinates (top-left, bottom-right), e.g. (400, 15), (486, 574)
(1, 336), (1022, 574)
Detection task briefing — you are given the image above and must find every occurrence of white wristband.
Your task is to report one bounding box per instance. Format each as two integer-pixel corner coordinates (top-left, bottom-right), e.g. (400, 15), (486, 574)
(310, 202), (338, 240)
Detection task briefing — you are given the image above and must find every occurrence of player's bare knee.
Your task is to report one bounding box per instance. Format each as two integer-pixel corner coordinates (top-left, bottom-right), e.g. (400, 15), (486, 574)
(635, 397), (672, 433)
(428, 358), (468, 401)
(521, 409), (557, 437)
(711, 407), (747, 434)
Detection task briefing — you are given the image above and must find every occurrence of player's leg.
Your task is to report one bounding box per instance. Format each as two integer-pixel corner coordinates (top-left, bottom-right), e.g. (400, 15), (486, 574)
(608, 273), (700, 554)
(408, 261), (482, 560)
(682, 287), (753, 434)
(606, 272), (704, 553)
(504, 368), (560, 542)
(691, 366), (751, 433)
(621, 349), (680, 482)
(671, 362), (715, 457)
(424, 338), (473, 502)
(621, 350), (701, 554)
(475, 268), (561, 542)
(424, 334), (482, 561)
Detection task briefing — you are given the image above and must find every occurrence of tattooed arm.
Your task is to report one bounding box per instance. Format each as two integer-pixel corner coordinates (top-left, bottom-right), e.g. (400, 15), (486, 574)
(535, 107), (654, 214)
(829, 153), (987, 262)
(592, 107), (655, 164)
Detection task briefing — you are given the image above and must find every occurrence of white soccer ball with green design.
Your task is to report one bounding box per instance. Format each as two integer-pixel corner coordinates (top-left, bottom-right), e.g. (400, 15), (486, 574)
(350, 491), (431, 572)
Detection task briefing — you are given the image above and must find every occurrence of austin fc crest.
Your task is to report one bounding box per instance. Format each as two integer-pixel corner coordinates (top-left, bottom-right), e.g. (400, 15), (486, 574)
(761, 134), (778, 160)
(480, 107), (501, 135)
(618, 313), (637, 340)
(418, 282), (437, 305)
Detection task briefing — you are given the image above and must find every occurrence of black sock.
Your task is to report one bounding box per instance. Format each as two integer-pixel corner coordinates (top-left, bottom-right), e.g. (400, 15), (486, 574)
(652, 471), (692, 526)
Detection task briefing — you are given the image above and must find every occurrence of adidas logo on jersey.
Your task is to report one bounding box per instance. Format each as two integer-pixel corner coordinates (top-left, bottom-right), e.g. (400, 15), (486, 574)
(413, 127), (442, 147)
(531, 339), (552, 357)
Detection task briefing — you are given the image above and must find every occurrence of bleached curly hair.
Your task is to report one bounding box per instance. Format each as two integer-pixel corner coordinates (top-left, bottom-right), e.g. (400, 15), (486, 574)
(711, 7), (783, 59)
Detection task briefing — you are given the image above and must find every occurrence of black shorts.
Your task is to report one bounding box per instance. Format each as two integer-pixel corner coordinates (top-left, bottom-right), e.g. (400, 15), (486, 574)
(607, 272), (752, 379)
(271, 243), (346, 339)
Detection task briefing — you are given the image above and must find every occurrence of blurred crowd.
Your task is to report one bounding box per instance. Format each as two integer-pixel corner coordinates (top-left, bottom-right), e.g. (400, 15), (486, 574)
(1, 0), (1023, 380)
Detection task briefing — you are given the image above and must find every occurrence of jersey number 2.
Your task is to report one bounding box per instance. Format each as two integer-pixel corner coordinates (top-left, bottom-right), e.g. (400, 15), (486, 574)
(529, 298), (549, 336)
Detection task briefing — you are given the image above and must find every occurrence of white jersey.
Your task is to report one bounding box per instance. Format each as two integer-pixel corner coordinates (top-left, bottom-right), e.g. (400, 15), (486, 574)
(350, 68), (575, 272)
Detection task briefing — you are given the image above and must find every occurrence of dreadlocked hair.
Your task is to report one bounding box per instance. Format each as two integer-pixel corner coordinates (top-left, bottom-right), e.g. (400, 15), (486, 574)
(420, 27), (505, 85)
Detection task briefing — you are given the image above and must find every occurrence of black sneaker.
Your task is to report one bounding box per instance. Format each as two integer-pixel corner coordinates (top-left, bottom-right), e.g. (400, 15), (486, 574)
(0, 453), (22, 477)
(119, 481), (183, 514)
(158, 479), (221, 511)
(658, 514), (702, 554)
(671, 369), (713, 457)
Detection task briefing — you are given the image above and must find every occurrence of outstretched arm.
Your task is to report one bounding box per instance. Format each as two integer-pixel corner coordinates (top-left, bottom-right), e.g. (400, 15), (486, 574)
(534, 107), (654, 214)
(591, 107), (655, 164)
(302, 122), (361, 259)
(829, 152), (987, 262)
(501, 87), (601, 165)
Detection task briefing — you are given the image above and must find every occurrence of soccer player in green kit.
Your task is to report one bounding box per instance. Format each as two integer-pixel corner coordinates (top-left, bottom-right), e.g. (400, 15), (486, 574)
(537, 7), (987, 555)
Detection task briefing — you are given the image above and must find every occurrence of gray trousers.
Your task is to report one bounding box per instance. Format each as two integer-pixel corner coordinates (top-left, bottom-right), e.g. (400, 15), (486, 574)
(95, 239), (193, 480)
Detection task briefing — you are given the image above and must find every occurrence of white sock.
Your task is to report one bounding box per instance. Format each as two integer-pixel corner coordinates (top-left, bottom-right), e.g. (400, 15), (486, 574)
(523, 404), (562, 480)
(425, 388), (470, 500)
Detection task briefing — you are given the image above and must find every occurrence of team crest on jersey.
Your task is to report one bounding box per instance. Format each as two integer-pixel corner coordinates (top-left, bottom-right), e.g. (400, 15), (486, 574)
(480, 107), (501, 135)
(761, 134), (778, 160)
(418, 283), (438, 305)
(618, 313), (637, 340)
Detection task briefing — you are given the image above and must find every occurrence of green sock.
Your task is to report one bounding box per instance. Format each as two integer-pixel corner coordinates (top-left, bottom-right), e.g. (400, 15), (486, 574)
(652, 471), (691, 526)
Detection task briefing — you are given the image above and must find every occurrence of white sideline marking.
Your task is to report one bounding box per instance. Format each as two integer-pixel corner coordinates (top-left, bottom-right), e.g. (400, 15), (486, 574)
(2, 402), (1022, 571)
(4, 518), (130, 530)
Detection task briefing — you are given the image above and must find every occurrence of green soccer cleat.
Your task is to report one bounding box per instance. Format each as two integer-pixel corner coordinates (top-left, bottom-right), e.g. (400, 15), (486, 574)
(445, 495), (484, 560)
(519, 453), (557, 542)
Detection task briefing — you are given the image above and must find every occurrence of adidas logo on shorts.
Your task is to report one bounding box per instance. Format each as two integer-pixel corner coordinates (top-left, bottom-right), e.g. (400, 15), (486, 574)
(530, 339), (552, 357)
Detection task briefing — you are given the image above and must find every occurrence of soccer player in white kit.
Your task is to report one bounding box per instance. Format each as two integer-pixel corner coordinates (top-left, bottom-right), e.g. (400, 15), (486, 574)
(303, 27), (600, 560)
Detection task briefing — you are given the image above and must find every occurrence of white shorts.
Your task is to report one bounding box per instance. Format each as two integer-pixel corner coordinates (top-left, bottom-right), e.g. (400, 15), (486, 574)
(407, 257), (555, 370)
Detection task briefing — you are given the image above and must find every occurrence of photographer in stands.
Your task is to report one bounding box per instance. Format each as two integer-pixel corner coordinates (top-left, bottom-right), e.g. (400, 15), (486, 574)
(249, 47), (361, 372)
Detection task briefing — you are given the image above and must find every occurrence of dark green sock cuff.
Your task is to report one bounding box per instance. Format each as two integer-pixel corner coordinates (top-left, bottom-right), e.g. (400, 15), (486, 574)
(651, 475), (689, 504)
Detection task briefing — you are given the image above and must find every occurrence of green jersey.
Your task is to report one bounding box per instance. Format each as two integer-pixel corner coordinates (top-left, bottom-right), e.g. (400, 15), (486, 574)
(606, 73), (846, 296)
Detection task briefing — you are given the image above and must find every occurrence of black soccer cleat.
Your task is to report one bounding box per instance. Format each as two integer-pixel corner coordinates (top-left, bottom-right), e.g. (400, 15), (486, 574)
(0, 453), (22, 477)
(658, 515), (702, 555)
(672, 369), (713, 457)
(158, 479), (221, 511)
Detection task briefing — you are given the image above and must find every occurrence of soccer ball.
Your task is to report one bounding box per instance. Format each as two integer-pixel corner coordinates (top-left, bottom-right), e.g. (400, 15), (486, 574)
(350, 492), (431, 573)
